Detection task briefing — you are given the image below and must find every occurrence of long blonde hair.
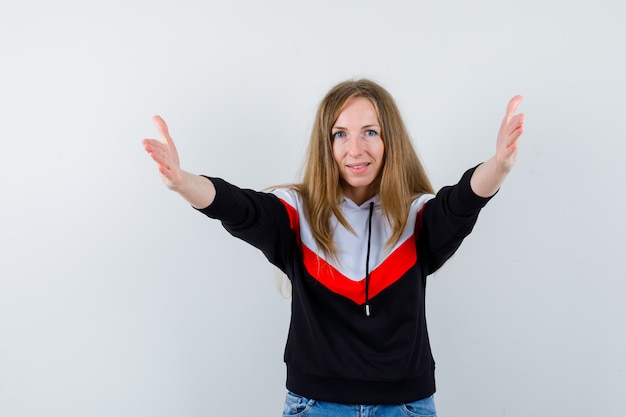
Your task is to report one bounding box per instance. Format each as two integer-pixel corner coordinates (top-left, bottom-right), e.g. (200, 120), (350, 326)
(294, 79), (434, 257)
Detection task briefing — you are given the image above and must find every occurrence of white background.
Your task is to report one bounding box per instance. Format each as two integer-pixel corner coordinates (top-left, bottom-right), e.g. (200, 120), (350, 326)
(1, 0), (624, 415)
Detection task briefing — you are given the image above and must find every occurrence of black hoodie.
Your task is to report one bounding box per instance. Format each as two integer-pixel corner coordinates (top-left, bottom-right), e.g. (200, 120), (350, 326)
(198, 166), (491, 404)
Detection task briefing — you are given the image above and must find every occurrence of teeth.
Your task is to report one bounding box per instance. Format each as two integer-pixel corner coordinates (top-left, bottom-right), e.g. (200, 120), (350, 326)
(350, 164), (367, 169)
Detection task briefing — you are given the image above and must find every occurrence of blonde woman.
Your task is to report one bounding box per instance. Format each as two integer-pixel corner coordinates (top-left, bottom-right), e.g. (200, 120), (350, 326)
(142, 79), (524, 416)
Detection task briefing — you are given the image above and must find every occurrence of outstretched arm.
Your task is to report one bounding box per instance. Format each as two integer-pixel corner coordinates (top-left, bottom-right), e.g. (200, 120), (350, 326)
(142, 116), (216, 209)
(470, 95), (525, 197)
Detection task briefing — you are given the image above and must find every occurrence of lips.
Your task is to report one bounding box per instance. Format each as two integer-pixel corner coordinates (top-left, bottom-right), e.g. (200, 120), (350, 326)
(346, 162), (371, 175)
(347, 163), (370, 169)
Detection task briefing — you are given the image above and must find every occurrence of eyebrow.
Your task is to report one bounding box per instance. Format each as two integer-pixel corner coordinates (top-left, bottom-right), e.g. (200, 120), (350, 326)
(332, 124), (380, 130)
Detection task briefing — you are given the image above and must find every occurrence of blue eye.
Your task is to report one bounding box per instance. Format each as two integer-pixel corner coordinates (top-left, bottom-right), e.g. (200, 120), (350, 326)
(333, 131), (346, 139)
(365, 129), (378, 137)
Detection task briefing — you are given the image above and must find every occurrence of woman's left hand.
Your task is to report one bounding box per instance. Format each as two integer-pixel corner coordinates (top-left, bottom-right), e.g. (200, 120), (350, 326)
(495, 95), (525, 172)
(470, 96), (525, 197)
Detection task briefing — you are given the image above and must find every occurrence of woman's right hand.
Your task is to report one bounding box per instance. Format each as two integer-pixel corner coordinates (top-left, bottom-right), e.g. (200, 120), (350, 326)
(142, 116), (216, 208)
(142, 115), (183, 191)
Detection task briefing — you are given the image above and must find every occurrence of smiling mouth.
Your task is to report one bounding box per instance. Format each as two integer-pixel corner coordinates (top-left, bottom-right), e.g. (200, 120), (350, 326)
(347, 163), (370, 169)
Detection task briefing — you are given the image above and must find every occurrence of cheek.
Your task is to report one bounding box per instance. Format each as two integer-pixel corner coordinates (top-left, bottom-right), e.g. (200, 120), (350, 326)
(374, 141), (385, 162)
(332, 142), (342, 164)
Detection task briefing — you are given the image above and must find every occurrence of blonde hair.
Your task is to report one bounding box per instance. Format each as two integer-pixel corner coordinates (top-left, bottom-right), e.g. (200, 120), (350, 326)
(293, 79), (434, 257)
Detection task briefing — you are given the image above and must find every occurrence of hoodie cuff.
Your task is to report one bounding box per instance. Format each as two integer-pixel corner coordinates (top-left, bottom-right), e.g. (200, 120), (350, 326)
(453, 165), (495, 214)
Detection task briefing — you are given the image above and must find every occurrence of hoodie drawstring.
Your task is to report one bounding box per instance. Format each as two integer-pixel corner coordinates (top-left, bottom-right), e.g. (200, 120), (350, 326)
(365, 201), (374, 317)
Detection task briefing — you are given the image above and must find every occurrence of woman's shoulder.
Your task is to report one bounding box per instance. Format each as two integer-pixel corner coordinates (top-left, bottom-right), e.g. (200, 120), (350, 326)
(268, 185), (303, 208)
(410, 192), (435, 208)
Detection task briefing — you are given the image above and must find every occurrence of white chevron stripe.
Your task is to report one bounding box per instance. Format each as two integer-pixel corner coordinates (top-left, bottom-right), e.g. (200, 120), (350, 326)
(272, 188), (434, 282)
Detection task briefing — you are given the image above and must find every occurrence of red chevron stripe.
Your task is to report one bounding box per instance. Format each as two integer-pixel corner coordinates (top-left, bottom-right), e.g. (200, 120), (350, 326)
(279, 198), (300, 241)
(302, 238), (417, 304)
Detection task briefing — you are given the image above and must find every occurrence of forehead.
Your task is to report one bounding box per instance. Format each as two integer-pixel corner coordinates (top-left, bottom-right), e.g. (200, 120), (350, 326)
(333, 97), (379, 127)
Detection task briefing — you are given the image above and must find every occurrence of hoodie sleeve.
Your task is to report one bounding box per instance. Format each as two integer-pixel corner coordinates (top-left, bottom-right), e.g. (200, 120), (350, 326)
(418, 165), (493, 275)
(194, 177), (295, 272)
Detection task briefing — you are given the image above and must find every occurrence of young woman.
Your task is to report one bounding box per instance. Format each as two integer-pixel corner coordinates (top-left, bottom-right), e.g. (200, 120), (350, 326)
(142, 79), (524, 416)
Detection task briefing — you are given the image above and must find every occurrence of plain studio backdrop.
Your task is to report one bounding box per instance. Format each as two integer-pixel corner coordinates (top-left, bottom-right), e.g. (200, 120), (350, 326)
(1, 0), (624, 415)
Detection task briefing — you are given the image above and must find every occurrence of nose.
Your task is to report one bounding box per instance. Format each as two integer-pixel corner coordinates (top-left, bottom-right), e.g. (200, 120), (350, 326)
(347, 134), (365, 157)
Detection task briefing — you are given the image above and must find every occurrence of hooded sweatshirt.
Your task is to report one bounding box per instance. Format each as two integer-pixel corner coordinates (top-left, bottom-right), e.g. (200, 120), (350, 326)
(197, 166), (492, 404)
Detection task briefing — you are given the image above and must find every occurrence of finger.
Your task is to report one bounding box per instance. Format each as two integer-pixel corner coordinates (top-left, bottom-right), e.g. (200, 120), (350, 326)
(505, 113), (525, 136)
(503, 95), (523, 124)
(142, 138), (168, 153)
(142, 138), (171, 163)
(152, 115), (174, 146)
(507, 129), (523, 147)
(504, 124), (524, 149)
(158, 164), (174, 179)
(144, 145), (169, 167)
(500, 136), (520, 165)
(142, 140), (168, 162)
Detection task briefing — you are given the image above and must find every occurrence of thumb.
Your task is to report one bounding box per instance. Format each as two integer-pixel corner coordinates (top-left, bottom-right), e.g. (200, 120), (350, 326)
(152, 115), (174, 146)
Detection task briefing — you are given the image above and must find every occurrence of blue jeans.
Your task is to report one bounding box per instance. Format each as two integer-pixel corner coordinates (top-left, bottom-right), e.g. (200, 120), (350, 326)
(282, 391), (437, 417)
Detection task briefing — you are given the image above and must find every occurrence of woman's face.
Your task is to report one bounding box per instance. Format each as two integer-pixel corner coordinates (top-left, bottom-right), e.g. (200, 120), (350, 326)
(331, 97), (385, 205)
